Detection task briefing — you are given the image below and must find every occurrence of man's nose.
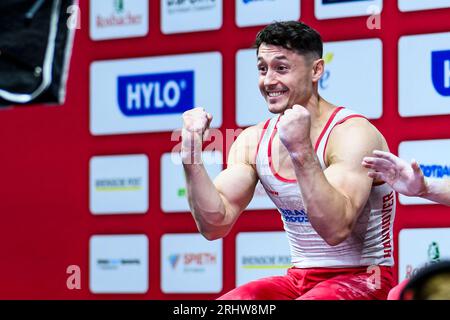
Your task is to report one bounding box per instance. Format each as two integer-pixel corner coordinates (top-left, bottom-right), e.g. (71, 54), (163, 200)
(264, 69), (277, 87)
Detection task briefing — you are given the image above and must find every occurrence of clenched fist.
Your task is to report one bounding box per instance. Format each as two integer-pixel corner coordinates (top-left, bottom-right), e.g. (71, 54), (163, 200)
(278, 104), (311, 154)
(181, 107), (212, 164)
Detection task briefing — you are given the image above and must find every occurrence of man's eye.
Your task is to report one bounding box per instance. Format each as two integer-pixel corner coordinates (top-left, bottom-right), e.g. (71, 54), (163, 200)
(278, 66), (287, 71)
(258, 66), (267, 72)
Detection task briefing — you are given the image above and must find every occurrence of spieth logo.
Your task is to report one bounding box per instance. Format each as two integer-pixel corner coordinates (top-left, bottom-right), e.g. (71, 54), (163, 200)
(432, 50), (450, 96)
(96, 0), (143, 28)
(169, 253), (217, 271)
(117, 71), (194, 116)
(169, 254), (181, 268)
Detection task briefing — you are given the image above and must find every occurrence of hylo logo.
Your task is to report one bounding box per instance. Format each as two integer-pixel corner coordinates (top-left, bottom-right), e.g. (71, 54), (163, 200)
(117, 71), (194, 116)
(432, 50), (450, 97)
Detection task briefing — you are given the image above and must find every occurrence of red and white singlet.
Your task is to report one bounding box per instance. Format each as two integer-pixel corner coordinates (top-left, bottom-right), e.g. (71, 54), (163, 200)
(255, 107), (396, 268)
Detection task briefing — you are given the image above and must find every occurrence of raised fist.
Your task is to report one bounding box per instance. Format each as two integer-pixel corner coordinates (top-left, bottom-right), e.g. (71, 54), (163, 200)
(181, 107), (213, 163)
(278, 104), (311, 153)
(182, 107), (212, 136)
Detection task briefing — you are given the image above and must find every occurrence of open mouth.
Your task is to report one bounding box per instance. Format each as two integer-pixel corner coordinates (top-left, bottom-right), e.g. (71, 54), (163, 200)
(266, 89), (288, 99)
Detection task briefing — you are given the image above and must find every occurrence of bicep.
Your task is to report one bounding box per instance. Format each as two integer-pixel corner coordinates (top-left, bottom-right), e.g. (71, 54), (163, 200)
(213, 163), (258, 224)
(324, 120), (383, 216)
(212, 124), (261, 223)
(324, 162), (372, 215)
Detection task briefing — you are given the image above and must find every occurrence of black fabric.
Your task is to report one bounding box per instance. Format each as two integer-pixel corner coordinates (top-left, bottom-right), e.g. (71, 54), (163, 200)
(0, 0), (75, 106)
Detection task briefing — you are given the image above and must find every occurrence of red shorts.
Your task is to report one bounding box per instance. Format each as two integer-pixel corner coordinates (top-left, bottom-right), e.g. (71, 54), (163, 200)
(218, 266), (394, 300)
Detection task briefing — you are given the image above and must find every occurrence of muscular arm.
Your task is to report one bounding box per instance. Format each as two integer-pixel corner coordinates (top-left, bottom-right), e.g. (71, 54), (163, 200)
(289, 119), (382, 246)
(362, 150), (450, 206)
(183, 126), (260, 240)
(424, 179), (450, 205)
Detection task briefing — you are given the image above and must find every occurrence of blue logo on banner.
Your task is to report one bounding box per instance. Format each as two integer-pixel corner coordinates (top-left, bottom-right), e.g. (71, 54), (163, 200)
(322, 0), (371, 4)
(420, 164), (450, 179)
(242, 0), (271, 4)
(431, 50), (450, 97)
(117, 71), (194, 116)
(319, 52), (334, 90)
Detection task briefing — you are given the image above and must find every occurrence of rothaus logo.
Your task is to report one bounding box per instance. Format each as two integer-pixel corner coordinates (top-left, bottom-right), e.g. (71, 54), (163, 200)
(114, 0), (124, 13)
(405, 241), (441, 279)
(96, 0), (143, 28)
(117, 71), (194, 116)
(432, 50), (450, 97)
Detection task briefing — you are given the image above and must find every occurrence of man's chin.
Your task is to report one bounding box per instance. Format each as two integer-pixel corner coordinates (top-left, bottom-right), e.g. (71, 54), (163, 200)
(267, 103), (288, 114)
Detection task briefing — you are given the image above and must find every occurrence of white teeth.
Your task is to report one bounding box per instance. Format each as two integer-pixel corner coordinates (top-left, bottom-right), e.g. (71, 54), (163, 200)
(268, 91), (285, 97)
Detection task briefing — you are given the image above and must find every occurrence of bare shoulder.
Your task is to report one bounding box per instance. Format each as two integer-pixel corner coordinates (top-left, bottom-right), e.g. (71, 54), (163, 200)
(326, 117), (389, 164)
(228, 120), (268, 166)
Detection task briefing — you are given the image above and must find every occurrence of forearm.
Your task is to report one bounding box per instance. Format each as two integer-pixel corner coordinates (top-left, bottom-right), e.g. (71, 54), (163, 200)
(183, 163), (228, 235)
(290, 145), (353, 245)
(423, 178), (450, 206)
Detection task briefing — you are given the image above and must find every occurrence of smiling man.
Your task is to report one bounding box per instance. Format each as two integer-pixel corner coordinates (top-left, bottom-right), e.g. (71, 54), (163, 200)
(181, 21), (396, 300)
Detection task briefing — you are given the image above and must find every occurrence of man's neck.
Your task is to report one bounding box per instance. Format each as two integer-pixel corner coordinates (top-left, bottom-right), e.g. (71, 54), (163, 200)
(303, 94), (333, 128)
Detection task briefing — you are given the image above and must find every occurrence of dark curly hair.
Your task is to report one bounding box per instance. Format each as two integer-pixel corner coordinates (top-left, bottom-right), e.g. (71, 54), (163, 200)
(254, 21), (323, 59)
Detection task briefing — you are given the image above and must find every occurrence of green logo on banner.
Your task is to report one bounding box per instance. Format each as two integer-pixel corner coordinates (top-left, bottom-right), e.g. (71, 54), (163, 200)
(177, 188), (186, 197)
(114, 0), (124, 13)
(428, 241), (440, 263)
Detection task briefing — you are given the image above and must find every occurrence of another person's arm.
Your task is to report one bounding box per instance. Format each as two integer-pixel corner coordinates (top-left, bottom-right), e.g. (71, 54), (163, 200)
(278, 105), (382, 246)
(181, 107), (259, 240)
(362, 150), (450, 206)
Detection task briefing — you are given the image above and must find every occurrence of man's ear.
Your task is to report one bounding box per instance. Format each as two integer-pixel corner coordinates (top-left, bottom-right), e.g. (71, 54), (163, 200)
(312, 59), (325, 83)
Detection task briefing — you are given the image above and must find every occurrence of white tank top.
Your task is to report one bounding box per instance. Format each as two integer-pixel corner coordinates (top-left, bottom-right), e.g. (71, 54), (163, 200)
(255, 107), (396, 268)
